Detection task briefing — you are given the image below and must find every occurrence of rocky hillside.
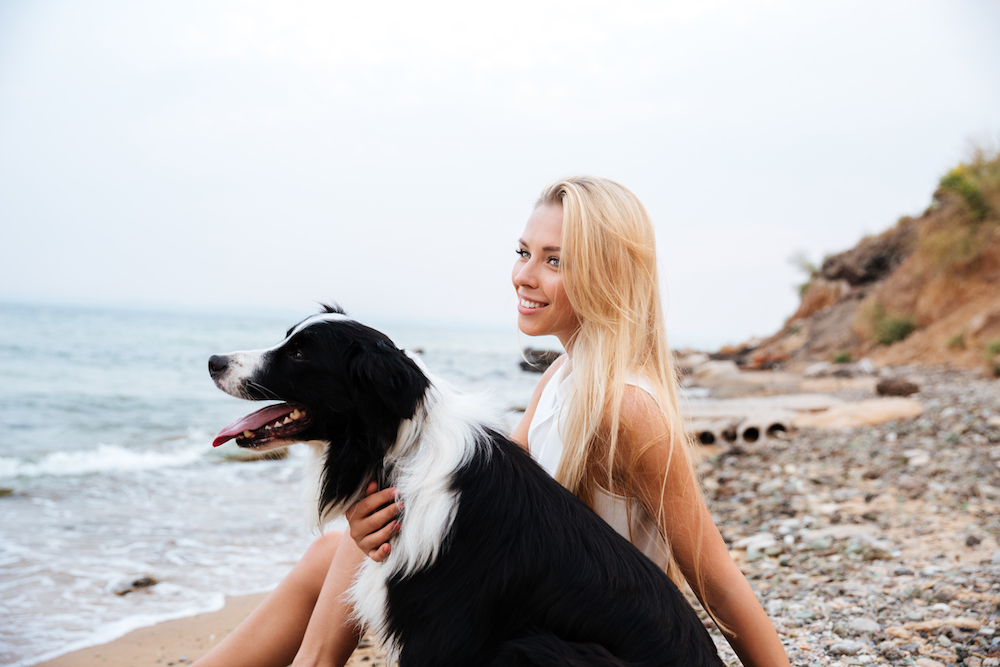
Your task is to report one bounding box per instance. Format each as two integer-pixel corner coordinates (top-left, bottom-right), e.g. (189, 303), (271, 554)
(750, 149), (1000, 374)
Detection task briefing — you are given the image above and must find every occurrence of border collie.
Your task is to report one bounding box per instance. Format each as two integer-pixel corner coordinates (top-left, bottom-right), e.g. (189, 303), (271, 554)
(209, 306), (724, 667)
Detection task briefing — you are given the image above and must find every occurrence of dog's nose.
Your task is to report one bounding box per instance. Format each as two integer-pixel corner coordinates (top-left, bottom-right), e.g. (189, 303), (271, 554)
(208, 355), (229, 378)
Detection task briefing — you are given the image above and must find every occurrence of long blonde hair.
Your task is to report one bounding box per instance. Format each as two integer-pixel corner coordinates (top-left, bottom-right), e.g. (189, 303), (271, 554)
(536, 176), (704, 594)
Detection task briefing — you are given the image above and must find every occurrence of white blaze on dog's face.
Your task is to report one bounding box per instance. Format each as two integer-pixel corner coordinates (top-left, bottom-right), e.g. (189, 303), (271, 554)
(208, 310), (356, 452)
(210, 311), (352, 399)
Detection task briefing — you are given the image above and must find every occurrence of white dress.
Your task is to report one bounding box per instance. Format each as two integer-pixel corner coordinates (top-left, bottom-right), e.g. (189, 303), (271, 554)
(527, 362), (671, 571)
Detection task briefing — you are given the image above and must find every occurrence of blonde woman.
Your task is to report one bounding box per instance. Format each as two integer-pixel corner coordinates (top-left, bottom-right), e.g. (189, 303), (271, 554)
(194, 177), (789, 667)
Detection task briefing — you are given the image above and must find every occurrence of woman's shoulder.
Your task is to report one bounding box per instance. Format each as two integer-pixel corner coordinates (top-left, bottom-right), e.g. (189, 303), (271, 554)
(508, 353), (568, 448)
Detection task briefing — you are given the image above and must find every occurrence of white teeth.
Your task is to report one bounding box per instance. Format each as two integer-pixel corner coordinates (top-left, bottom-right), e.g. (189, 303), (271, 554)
(242, 430), (254, 438)
(273, 421), (283, 428)
(282, 416), (292, 424)
(290, 409), (302, 419)
(520, 298), (544, 309)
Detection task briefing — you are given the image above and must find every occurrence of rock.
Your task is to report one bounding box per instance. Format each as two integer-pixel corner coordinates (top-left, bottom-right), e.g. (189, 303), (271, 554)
(519, 348), (561, 373)
(877, 641), (902, 660)
(692, 360), (741, 379)
(0, 488), (13, 497)
(992, 551), (1000, 565)
(932, 587), (956, 603)
(808, 536), (834, 551)
(792, 397), (923, 429)
(828, 641), (864, 656)
(903, 449), (931, 467)
(967, 535), (982, 547)
(804, 361), (834, 377)
(112, 576), (158, 596)
(877, 378), (920, 396)
(849, 618), (882, 635)
(915, 659), (946, 667)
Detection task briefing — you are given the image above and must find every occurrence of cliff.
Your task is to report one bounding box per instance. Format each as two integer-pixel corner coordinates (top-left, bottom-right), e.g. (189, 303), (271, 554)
(750, 149), (1000, 374)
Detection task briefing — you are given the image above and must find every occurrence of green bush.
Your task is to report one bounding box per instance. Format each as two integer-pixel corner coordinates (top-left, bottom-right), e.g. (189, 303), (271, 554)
(985, 338), (1000, 357)
(946, 333), (966, 351)
(875, 317), (916, 345)
(832, 351), (852, 364)
(867, 303), (915, 345)
(939, 168), (990, 222)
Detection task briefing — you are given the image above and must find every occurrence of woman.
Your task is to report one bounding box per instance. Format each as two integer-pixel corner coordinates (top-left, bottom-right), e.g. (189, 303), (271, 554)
(194, 177), (789, 667)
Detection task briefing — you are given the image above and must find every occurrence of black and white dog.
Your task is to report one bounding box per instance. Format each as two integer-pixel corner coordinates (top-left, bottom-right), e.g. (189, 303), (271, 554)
(209, 306), (723, 667)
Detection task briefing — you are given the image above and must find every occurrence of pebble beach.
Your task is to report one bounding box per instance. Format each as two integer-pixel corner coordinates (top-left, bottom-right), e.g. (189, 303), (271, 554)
(698, 365), (1000, 667)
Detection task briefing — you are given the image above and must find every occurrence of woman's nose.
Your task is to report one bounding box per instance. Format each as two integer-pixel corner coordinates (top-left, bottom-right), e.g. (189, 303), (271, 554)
(513, 261), (538, 288)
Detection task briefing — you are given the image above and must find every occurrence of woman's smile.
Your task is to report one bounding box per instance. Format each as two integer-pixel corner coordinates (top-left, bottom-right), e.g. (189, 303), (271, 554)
(512, 204), (579, 347)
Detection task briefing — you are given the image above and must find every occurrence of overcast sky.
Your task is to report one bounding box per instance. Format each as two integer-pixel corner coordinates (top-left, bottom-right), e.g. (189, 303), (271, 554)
(1, 1), (997, 348)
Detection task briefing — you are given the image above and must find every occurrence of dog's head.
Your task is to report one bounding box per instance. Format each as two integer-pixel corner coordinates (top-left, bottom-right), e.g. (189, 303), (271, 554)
(209, 304), (430, 515)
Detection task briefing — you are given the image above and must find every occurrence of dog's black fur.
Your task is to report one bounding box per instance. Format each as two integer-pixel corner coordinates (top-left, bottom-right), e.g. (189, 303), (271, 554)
(209, 306), (724, 667)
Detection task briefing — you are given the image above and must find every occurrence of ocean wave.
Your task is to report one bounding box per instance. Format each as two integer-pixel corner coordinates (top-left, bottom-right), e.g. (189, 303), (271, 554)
(0, 444), (208, 479)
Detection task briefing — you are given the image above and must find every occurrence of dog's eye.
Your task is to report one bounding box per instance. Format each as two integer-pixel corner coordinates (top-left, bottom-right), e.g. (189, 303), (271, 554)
(290, 349), (308, 361)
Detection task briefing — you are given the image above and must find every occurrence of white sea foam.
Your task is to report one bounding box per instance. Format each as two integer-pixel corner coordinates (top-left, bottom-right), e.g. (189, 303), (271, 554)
(0, 444), (208, 479)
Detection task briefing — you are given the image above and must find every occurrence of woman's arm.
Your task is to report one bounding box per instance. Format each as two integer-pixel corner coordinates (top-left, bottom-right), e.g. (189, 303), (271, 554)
(617, 389), (790, 667)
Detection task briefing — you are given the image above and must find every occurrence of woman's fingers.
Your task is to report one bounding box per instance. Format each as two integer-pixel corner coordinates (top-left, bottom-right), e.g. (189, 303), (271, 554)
(346, 481), (403, 558)
(360, 517), (400, 556)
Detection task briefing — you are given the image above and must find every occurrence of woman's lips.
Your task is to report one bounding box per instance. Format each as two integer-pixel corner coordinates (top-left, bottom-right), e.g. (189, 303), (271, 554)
(518, 296), (548, 314)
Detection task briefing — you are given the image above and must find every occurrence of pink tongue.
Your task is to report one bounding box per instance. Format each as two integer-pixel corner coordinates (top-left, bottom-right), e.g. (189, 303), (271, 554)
(213, 403), (298, 447)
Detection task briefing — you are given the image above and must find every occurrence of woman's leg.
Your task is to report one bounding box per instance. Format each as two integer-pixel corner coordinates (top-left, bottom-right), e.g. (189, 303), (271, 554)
(192, 530), (361, 667)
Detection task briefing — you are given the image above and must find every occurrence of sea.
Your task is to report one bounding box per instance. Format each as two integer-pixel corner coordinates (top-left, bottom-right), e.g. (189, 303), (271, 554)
(0, 302), (547, 666)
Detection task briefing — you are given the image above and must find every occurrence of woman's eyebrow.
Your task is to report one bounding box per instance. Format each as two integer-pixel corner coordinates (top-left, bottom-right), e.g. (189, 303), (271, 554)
(518, 239), (561, 252)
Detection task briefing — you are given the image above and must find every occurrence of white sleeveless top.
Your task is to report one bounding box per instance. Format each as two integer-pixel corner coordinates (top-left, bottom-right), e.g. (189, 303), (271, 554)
(527, 362), (671, 572)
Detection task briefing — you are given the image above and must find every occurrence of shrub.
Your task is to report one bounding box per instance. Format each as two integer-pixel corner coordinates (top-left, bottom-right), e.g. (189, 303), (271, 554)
(946, 333), (966, 351)
(938, 167), (990, 222)
(875, 317), (916, 345)
(865, 303), (916, 346)
(832, 351), (852, 364)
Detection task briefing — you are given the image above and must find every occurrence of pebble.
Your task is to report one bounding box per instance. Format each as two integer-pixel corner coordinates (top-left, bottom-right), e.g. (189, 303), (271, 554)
(829, 641), (865, 656)
(848, 618), (881, 635)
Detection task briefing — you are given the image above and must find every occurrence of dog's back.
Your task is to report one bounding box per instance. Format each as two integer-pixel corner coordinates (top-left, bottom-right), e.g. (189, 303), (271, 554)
(372, 431), (724, 667)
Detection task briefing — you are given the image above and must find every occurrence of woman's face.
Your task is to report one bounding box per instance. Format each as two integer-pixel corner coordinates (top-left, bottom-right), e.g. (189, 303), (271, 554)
(512, 204), (580, 348)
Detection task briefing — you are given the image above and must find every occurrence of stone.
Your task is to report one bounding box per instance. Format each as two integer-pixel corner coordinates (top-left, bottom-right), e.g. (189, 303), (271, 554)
(915, 659), (946, 667)
(877, 641), (901, 660)
(932, 586), (956, 603)
(793, 398), (923, 429)
(877, 378), (920, 396)
(848, 618), (882, 635)
(112, 575), (158, 596)
(692, 360), (741, 379)
(903, 449), (931, 467)
(519, 348), (561, 373)
(808, 536), (834, 551)
(829, 641), (864, 656)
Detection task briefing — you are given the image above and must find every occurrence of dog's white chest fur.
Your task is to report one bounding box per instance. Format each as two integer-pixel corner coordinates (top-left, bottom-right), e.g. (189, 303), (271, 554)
(347, 384), (500, 654)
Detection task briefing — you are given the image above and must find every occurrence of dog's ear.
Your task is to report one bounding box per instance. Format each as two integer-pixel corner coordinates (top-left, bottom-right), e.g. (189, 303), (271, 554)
(350, 340), (430, 422)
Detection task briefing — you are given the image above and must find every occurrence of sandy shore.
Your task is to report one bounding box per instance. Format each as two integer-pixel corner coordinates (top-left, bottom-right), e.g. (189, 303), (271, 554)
(32, 592), (387, 667)
(33, 593), (267, 667)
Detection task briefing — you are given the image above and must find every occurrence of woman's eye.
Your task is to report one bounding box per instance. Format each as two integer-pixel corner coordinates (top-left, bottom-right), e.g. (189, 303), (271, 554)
(548, 256), (560, 268)
(515, 248), (529, 259)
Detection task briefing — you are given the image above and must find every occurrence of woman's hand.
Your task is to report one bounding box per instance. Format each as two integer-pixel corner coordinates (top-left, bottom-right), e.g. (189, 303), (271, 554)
(346, 481), (401, 562)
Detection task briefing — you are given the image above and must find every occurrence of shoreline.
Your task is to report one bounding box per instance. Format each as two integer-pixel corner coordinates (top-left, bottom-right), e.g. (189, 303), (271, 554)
(31, 593), (268, 667)
(31, 593), (386, 667)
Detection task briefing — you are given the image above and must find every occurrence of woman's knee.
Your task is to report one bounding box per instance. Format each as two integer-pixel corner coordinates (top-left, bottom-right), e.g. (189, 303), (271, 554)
(291, 530), (343, 589)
